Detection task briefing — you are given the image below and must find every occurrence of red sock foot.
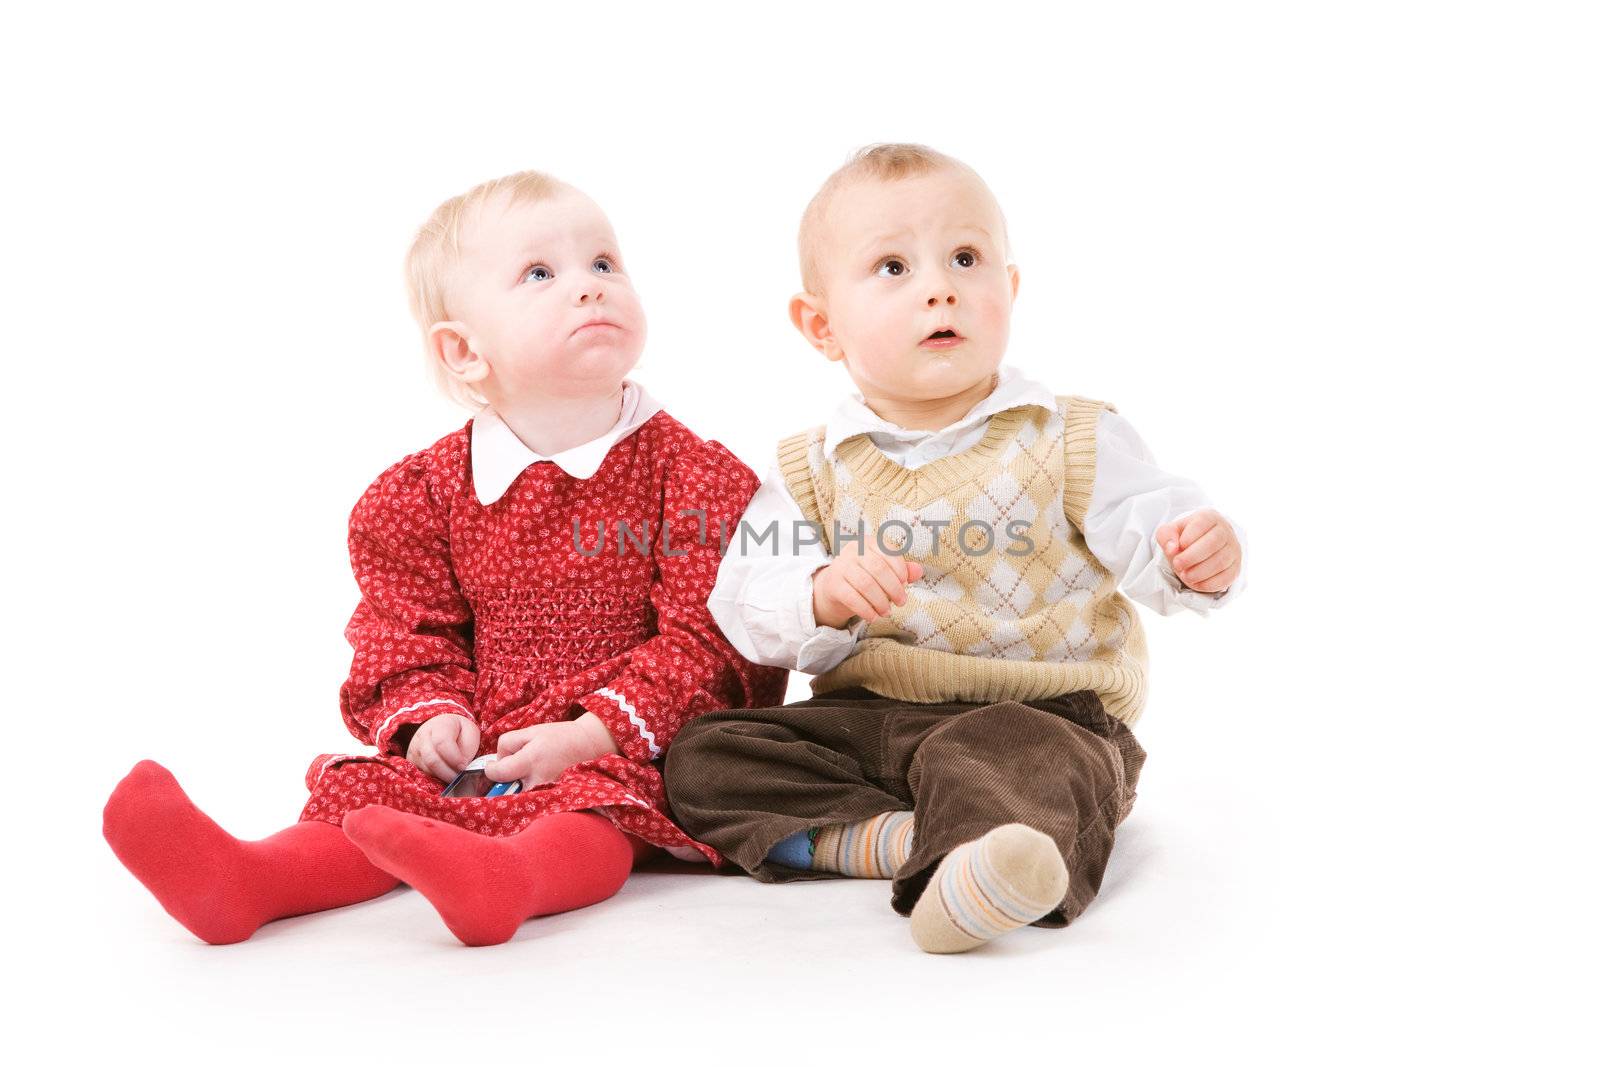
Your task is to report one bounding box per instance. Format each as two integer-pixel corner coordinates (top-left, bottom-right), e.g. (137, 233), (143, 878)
(103, 760), (400, 944)
(342, 806), (635, 946)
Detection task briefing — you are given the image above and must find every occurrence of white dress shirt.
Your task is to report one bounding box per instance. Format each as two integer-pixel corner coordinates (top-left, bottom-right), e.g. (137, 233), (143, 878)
(469, 381), (663, 504)
(708, 365), (1249, 674)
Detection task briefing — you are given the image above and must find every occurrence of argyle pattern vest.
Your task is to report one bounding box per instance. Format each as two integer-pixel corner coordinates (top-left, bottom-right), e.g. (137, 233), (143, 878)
(776, 396), (1150, 724)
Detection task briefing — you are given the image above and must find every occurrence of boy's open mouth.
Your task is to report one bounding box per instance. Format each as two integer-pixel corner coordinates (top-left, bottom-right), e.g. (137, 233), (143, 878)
(921, 328), (963, 347)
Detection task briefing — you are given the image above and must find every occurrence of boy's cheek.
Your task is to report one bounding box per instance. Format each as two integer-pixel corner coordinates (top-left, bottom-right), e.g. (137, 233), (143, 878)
(854, 340), (909, 382)
(973, 295), (1013, 337)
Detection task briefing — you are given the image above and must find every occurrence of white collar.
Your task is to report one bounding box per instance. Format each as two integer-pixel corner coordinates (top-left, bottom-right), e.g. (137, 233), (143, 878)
(822, 364), (1058, 458)
(470, 381), (663, 505)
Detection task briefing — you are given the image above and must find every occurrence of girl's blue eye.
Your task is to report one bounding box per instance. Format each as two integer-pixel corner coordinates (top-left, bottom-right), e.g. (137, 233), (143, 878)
(875, 258), (908, 278)
(952, 249), (978, 269)
(592, 257), (615, 274)
(522, 264), (553, 283)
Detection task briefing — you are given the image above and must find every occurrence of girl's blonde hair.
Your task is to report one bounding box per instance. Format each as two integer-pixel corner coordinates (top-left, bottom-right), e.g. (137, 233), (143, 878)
(404, 169), (566, 409)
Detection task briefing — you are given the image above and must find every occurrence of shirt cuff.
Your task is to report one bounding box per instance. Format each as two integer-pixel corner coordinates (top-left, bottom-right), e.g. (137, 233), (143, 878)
(371, 698), (473, 756)
(793, 568), (867, 674)
(576, 686), (661, 763)
(1151, 517), (1248, 615)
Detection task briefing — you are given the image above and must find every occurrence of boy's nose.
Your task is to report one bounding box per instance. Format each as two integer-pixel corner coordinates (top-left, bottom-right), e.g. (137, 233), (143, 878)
(926, 291), (957, 307)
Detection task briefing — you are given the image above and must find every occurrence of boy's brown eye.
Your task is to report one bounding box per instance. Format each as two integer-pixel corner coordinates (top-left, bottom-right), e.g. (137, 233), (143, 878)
(875, 258), (908, 278)
(952, 250), (977, 268)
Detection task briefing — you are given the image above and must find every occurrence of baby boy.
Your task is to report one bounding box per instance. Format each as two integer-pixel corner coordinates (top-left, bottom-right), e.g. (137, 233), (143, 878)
(664, 144), (1247, 954)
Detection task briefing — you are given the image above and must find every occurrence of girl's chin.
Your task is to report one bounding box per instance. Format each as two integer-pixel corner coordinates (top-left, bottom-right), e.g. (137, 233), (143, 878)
(566, 339), (642, 370)
(533, 342), (638, 373)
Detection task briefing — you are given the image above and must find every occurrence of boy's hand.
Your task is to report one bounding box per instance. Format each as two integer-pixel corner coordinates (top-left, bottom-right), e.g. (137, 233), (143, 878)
(485, 713), (621, 789)
(812, 534), (926, 630)
(1156, 509), (1241, 594)
(405, 713), (481, 782)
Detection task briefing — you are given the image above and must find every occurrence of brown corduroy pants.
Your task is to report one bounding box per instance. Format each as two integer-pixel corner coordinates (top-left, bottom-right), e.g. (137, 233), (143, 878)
(664, 687), (1146, 927)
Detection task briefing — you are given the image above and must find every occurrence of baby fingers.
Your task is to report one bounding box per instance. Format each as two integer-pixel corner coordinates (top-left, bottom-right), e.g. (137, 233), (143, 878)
(860, 551), (912, 605)
(844, 567), (894, 619)
(413, 745), (455, 783)
(1170, 522), (1229, 571)
(483, 750), (529, 783)
(1181, 550), (1238, 591)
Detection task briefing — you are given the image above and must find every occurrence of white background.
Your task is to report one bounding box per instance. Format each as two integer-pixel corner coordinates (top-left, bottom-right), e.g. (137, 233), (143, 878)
(7, 1), (1595, 1062)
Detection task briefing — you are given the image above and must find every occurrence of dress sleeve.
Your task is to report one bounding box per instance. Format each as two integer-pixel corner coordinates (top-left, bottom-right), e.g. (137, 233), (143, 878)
(338, 454), (476, 756)
(1081, 408), (1249, 617)
(574, 440), (788, 764)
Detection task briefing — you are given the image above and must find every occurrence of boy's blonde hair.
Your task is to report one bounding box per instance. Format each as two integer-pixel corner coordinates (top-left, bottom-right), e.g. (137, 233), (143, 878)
(405, 169), (566, 409)
(798, 143), (1010, 296)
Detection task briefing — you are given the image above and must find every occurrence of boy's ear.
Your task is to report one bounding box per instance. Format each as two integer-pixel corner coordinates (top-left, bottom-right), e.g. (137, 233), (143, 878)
(1008, 264), (1021, 302)
(789, 292), (845, 362)
(429, 322), (491, 385)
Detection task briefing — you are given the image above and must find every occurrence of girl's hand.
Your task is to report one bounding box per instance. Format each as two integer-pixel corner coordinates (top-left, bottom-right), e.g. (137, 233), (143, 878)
(812, 537), (925, 630)
(1156, 509), (1242, 594)
(405, 713), (481, 782)
(485, 714), (621, 789)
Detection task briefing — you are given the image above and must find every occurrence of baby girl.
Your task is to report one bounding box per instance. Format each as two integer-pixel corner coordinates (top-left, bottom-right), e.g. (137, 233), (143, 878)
(103, 170), (786, 946)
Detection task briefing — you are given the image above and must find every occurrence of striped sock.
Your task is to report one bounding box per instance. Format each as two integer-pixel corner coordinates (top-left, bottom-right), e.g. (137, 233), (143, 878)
(909, 824), (1068, 954)
(810, 811), (915, 879)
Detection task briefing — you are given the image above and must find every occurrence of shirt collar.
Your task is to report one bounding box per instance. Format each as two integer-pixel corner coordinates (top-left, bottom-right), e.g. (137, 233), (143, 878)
(470, 380), (663, 505)
(821, 364), (1058, 458)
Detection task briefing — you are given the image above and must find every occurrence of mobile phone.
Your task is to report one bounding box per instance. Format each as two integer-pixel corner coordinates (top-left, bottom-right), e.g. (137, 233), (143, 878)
(442, 756), (523, 799)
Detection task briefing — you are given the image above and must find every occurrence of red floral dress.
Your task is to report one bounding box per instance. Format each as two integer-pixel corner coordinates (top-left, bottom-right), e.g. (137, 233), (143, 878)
(298, 410), (787, 862)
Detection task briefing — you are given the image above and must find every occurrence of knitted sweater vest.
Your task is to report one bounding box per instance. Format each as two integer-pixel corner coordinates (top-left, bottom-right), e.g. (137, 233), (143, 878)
(776, 396), (1150, 724)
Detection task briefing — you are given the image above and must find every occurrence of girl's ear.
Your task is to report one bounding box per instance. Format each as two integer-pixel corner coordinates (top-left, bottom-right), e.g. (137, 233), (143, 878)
(429, 322), (490, 385)
(789, 292), (845, 362)
(1008, 264), (1021, 302)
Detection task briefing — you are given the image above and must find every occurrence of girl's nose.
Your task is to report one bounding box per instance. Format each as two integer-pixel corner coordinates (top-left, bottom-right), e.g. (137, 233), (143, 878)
(575, 286), (606, 305)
